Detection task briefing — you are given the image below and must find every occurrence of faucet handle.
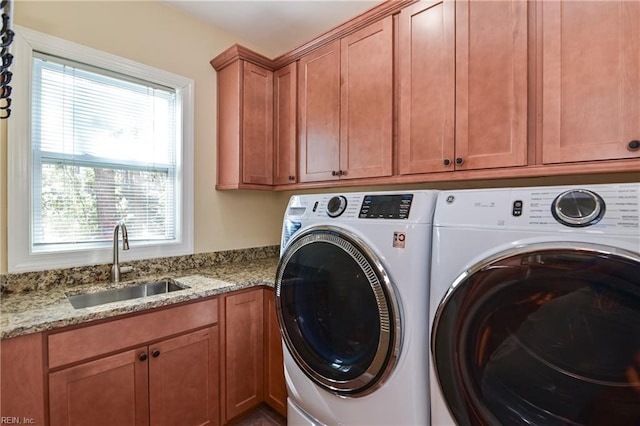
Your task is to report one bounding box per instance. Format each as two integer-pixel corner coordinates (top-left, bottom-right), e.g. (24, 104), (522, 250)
(120, 266), (134, 274)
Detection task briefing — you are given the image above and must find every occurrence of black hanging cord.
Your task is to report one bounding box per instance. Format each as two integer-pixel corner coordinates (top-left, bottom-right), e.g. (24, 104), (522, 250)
(1, 0), (13, 119)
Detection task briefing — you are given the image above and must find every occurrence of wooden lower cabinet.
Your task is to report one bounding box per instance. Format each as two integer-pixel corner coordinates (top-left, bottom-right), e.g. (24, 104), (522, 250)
(3, 288), (285, 426)
(0, 333), (46, 425)
(49, 327), (219, 426)
(149, 328), (219, 426)
(221, 289), (264, 422)
(49, 347), (150, 426)
(222, 287), (287, 422)
(264, 289), (287, 417)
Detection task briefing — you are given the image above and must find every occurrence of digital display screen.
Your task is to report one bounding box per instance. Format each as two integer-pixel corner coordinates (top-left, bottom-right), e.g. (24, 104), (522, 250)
(359, 194), (413, 219)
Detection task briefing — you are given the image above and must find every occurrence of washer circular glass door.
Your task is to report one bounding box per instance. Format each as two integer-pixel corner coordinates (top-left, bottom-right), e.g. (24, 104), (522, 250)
(275, 225), (401, 396)
(432, 243), (640, 425)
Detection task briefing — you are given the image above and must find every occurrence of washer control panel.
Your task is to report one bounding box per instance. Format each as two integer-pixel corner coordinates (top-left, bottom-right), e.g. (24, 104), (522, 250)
(359, 194), (413, 219)
(286, 192), (421, 221)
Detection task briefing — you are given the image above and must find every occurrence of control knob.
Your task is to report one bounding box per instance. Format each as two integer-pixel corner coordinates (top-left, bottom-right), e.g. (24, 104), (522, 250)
(551, 189), (605, 227)
(326, 196), (348, 218)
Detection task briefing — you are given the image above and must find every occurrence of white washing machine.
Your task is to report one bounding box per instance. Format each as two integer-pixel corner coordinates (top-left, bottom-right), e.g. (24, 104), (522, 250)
(275, 190), (437, 425)
(429, 183), (640, 425)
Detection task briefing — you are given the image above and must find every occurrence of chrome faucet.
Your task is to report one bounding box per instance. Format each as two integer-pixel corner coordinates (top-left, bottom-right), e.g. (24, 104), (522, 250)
(111, 220), (130, 283)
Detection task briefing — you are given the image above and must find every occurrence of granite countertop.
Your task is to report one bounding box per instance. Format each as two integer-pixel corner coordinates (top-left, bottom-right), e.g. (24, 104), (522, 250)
(0, 257), (278, 340)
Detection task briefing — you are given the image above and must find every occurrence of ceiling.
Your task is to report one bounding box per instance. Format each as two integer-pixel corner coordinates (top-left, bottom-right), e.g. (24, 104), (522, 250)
(161, 0), (383, 58)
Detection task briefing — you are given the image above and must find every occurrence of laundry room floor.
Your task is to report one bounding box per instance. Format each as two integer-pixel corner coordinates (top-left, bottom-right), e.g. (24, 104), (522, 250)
(229, 404), (286, 426)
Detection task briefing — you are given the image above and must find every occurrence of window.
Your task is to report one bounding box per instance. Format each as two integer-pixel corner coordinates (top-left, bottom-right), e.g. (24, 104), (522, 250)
(8, 26), (194, 272)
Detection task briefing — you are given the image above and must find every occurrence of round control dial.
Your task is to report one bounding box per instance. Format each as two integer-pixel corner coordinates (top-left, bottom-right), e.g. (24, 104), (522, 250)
(326, 196), (348, 218)
(551, 189), (605, 227)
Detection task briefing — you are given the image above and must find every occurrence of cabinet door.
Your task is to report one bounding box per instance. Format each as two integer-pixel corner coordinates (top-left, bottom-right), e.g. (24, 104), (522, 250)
(1, 333), (46, 425)
(149, 327), (219, 426)
(455, 0), (528, 170)
(273, 62), (298, 185)
(298, 41), (341, 183)
(242, 61), (274, 185)
(263, 289), (287, 417)
(223, 289), (264, 422)
(398, 0), (455, 174)
(340, 16), (393, 179)
(541, 1), (640, 164)
(49, 348), (149, 426)
(216, 60), (243, 189)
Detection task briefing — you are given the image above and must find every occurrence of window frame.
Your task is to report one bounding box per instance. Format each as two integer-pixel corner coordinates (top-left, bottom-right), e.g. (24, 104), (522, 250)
(8, 25), (194, 273)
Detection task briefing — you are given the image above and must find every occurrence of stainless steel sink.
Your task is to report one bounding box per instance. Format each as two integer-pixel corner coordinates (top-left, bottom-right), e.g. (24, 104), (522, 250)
(67, 279), (190, 309)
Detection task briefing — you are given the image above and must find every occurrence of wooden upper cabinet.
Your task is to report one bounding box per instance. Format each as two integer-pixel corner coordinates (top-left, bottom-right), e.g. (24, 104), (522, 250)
(398, 0), (455, 175)
(298, 17), (393, 183)
(455, 0), (528, 170)
(273, 62), (298, 185)
(213, 1), (637, 190)
(540, 1), (640, 164)
(298, 41), (342, 183)
(242, 62), (274, 185)
(340, 16), (393, 180)
(213, 46), (274, 190)
(399, 0), (527, 175)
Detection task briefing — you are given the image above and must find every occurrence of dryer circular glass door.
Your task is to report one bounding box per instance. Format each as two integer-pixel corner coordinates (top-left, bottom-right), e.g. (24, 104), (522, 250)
(275, 225), (401, 396)
(432, 243), (640, 425)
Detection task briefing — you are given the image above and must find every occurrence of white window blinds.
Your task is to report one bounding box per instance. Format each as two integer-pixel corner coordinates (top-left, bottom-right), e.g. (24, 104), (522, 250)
(31, 52), (178, 251)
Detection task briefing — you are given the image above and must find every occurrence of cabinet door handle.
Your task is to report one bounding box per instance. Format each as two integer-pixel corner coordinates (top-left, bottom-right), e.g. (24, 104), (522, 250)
(331, 170), (337, 176)
(339, 170), (345, 176)
(139, 353), (148, 361)
(443, 158), (451, 166)
(288, 175), (295, 181)
(455, 157), (464, 165)
(628, 140), (640, 151)
(152, 350), (160, 358)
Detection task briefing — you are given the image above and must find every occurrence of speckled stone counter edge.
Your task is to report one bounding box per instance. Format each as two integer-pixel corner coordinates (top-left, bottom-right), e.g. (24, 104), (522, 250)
(0, 245), (279, 295)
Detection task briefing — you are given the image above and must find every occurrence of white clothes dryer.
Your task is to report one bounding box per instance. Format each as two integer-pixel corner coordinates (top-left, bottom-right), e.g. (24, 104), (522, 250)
(429, 183), (640, 425)
(275, 190), (437, 425)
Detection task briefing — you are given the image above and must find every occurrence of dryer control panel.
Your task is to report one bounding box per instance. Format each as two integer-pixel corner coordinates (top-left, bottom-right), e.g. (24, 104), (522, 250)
(435, 183), (639, 234)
